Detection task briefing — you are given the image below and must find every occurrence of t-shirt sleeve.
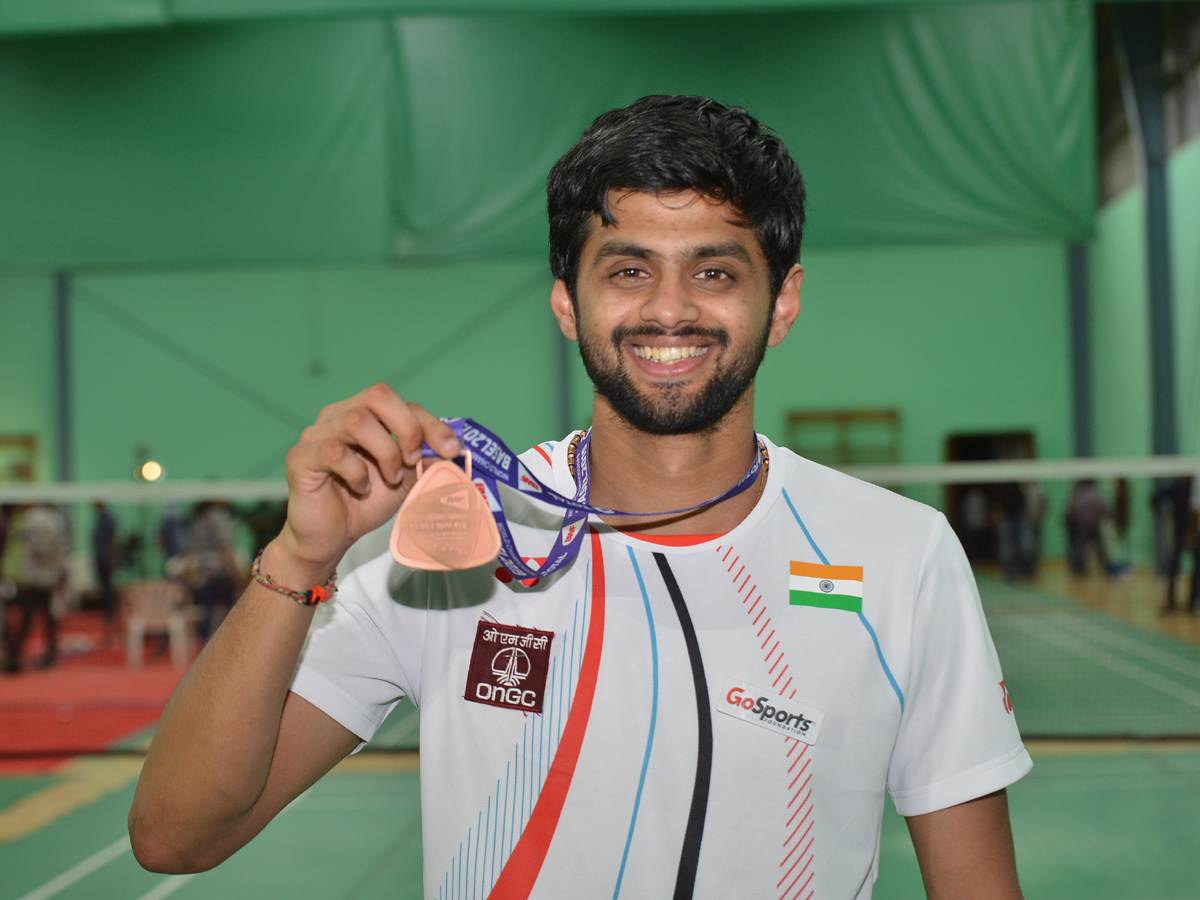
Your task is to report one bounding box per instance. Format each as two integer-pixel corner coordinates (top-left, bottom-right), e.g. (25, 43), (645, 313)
(886, 513), (1032, 817)
(289, 551), (424, 748)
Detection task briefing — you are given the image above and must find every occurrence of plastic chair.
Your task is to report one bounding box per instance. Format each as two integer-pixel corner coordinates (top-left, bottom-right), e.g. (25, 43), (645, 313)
(122, 579), (197, 668)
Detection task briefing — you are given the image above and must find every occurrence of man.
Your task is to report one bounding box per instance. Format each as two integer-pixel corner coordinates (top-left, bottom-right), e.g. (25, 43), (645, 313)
(1153, 476), (1199, 613)
(92, 502), (120, 636)
(184, 500), (242, 640)
(2, 504), (69, 672)
(130, 96), (1029, 899)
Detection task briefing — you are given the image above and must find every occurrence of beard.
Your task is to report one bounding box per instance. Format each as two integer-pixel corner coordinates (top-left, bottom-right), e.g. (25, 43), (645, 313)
(577, 322), (770, 435)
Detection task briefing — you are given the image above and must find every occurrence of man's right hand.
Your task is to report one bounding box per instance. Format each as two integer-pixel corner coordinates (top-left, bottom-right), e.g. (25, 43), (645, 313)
(275, 383), (462, 581)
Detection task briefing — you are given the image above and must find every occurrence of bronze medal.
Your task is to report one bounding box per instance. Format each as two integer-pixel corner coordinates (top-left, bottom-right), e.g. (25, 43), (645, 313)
(390, 451), (502, 570)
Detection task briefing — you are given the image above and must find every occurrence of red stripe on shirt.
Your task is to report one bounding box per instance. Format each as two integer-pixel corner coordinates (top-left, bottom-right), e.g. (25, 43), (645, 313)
(487, 529), (607, 899)
(620, 532), (725, 546)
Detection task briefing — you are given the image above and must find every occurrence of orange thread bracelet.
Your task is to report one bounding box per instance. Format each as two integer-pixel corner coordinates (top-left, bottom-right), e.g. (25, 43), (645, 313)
(251, 549), (337, 606)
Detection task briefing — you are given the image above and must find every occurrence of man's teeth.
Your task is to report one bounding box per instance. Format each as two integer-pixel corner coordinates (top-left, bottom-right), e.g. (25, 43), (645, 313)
(632, 346), (710, 363)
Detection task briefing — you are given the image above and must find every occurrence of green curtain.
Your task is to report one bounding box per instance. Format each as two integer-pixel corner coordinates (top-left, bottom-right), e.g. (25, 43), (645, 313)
(390, 4), (1095, 256)
(0, 20), (394, 267)
(0, 0), (1097, 39)
(0, 2), (1094, 268)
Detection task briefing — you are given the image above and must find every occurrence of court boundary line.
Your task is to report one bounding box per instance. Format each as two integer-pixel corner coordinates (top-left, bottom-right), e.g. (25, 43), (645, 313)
(1009, 616), (1200, 710)
(1067, 616), (1200, 680)
(133, 874), (196, 900)
(14, 834), (130, 900)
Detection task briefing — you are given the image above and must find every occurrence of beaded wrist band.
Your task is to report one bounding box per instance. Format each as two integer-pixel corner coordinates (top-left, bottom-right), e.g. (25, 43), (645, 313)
(251, 549), (337, 606)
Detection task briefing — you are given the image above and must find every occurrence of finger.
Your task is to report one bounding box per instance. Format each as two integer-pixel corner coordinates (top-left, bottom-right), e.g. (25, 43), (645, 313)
(335, 406), (406, 485)
(349, 383), (430, 465)
(314, 382), (404, 429)
(287, 438), (372, 496)
(406, 403), (460, 461)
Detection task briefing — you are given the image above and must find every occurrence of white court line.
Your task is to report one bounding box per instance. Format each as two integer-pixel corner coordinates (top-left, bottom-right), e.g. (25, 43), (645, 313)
(12, 789), (314, 900)
(1011, 616), (1200, 710)
(1066, 616), (1200, 681)
(132, 874), (196, 900)
(14, 835), (131, 900)
(1020, 773), (1199, 793)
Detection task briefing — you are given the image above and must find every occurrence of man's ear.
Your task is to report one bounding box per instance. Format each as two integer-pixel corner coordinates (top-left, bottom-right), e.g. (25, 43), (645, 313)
(550, 280), (579, 342)
(767, 265), (803, 348)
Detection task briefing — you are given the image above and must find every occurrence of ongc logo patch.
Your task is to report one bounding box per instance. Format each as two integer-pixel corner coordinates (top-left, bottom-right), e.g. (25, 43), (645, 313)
(464, 619), (554, 713)
(717, 679), (825, 745)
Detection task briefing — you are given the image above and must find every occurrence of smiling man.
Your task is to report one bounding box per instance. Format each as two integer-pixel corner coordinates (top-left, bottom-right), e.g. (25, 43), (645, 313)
(130, 96), (1030, 899)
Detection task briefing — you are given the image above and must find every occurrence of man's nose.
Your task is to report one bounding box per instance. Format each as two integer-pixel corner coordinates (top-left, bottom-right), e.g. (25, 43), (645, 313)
(639, 275), (700, 328)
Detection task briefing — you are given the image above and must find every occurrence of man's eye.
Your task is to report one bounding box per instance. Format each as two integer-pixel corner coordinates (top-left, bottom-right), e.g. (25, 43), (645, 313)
(698, 267), (730, 281)
(614, 266), (646, 279)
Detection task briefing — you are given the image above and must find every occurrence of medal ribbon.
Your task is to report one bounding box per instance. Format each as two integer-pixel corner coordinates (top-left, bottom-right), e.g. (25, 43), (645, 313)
(420, 418), (762, 579)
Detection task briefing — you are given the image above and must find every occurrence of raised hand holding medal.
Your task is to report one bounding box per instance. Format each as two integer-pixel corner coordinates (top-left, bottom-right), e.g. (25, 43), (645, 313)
(273, 383), (463, 588)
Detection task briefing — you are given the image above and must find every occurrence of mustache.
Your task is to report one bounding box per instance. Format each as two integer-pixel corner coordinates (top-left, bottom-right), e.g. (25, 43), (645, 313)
(610, 325), (730, 348)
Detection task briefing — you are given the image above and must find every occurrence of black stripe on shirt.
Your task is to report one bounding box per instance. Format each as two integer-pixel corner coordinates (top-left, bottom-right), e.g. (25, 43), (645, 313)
(653, 552), (712, 900)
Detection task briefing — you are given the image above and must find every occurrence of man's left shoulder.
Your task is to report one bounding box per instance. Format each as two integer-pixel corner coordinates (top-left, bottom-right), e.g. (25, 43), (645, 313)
(769, 443), (941, 534)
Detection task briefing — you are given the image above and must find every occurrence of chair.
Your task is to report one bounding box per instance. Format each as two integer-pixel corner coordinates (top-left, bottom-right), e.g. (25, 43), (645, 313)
(122, 579), (198, 668)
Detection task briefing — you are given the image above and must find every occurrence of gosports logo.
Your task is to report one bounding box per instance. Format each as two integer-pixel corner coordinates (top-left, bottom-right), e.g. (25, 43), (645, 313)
(718, 679), (825, 745)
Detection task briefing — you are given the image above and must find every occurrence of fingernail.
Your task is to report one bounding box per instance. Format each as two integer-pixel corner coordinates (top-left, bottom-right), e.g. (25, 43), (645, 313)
(443, 437), (460, 455)
(407, 449), (422, 465)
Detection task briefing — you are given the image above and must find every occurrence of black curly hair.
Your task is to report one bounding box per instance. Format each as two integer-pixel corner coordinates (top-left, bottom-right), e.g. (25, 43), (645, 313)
(548, 95), (806, 301)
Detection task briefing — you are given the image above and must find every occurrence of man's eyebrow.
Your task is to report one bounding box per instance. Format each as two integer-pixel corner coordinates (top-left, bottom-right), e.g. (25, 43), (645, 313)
(693, 241), (754, 266)
(590, 240), (755, 267)
(591, 242), (653, 266)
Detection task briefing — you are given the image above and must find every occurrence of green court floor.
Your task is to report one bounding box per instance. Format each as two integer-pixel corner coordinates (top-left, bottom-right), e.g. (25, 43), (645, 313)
(980, 575), (1200, 738)
(2, 765), (423, 900)
(3, 746), (1200, 900)
(7, 572), (1200, 899)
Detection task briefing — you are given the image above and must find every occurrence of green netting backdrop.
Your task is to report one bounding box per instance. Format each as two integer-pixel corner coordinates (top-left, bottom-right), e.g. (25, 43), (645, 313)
(0, 0), (1110, 37)
(0, 2), (1095, 269)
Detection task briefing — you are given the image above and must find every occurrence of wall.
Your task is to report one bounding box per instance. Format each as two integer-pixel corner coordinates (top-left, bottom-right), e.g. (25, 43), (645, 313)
(0, 277), (57, 480)
(1084, 134), (1200, 567)
(758, 239), (1073, 464)
(1088, 135), (1200, 458)
(2, 239), (1074, 487)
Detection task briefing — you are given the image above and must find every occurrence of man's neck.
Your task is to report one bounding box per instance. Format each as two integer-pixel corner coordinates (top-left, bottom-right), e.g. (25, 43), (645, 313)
(585, 395), (764, 536)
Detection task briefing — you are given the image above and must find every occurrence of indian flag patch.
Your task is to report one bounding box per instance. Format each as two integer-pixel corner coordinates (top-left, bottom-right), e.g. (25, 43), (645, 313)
(789, 561), (863, 612)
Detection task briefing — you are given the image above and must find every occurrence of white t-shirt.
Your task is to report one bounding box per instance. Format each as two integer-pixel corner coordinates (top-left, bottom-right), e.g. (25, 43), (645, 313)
(292, 434), (1031, 900)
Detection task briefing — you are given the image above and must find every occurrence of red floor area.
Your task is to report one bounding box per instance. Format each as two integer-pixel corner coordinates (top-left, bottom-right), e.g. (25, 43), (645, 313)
(0, 610), (192, 774)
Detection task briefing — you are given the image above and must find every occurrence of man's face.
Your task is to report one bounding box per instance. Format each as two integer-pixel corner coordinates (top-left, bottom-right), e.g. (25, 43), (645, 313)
(552, 189), (800, 435)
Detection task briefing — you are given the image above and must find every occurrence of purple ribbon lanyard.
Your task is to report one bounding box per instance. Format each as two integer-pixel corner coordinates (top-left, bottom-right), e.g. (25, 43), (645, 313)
(421, 418), (761, 580)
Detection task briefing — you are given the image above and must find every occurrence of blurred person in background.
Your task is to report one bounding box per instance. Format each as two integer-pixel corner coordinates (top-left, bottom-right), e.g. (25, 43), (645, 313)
(2, 504), (70, 672)
(1065, 479), (1109, 576)
(92, 501), (120, 638)
(158, 504), (186, 565)
(993, 481), (1044, 582)
(1019, 479), (1046, 579)
(0, 505), (11, 668)
(993, 481), (1027, 581)
(185, 501), (242, 641)
(0, 504), (11, 563)
(1152, 476), (1197, 613)
(1103, 478), (1132, 576)
(238, 500), (287, 559)
(1192, 477), (1200, 614)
